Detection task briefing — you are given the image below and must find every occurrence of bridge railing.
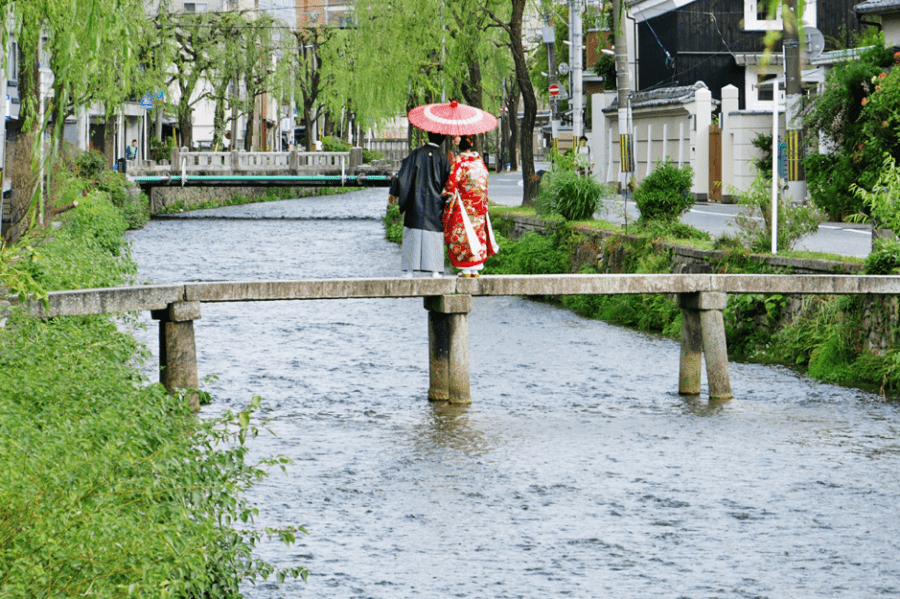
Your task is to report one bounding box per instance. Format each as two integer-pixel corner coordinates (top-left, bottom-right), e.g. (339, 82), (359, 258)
(127, 147), (371, 178)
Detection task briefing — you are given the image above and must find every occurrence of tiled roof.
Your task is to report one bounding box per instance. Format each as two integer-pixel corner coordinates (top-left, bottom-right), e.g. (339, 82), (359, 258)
(602, 81), (719, 112)
(853, 0), (900, 15)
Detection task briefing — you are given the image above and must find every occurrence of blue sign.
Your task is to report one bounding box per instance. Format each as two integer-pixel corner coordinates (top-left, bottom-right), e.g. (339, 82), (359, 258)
(141, 93), (154, 109)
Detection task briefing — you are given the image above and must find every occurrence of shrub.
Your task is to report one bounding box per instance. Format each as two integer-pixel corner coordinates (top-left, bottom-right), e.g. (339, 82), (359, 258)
(865, 237), (900, 274)
(383, 202), (403, 243)
(730, 174), (824, 253)
(534, 170), (606, 221)
(804, 152), (868, 220)
(633, 160), (694, 222)
(483, 229), (572, 275)
(75, 149), (107, 179)
(320, 136), (351, 152)
(363, 149), (385, 163)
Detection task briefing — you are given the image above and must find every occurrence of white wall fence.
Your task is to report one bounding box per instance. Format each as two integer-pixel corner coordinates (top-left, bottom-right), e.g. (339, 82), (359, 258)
(593, 83), (786, 201)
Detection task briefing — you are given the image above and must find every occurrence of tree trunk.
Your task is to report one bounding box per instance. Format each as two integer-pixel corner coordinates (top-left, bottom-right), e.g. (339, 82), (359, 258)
(178, 103), (193, 150)
(510, 0), (537, 205)
(212, 94), (226, 149)
(507, 76), (520, 172)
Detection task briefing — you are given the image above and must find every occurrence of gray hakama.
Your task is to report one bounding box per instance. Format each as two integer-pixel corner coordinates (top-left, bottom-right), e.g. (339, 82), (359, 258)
(401, 227), (445, 273)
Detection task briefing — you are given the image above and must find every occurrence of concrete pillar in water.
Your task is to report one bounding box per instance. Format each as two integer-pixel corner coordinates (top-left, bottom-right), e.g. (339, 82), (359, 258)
(677, 292), (732, 400)
(151, 301), (201, 410)
(425, 294), (471, 404)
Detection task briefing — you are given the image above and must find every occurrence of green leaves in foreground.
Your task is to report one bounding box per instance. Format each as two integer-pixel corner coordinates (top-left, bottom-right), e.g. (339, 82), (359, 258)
(0, 314), (308, 597)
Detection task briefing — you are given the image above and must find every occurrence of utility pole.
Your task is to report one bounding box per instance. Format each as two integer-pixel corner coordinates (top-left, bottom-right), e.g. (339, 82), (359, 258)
(784, 0), (805, 204)
(612, 0), (633, 187)
(543, 16), (562, 142)
(571, 0), (584, 139)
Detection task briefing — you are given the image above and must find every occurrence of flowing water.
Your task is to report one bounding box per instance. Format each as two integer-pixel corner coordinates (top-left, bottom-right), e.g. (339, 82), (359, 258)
(126, 189), (900, 598)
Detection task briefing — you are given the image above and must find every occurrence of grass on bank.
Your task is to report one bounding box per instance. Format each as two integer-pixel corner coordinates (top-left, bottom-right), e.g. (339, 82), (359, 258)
(0, 168), (307, 596)
(156, 185), (364, 214)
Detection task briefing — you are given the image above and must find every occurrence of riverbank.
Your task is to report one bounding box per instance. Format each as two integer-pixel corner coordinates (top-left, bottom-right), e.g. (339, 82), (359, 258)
(0, 173), (306, 595)
(482, 207), (899, 398)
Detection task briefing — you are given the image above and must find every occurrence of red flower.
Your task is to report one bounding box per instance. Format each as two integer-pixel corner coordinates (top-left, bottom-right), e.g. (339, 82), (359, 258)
(880, 72), (888, 80)
(883, 121), (889, 127)
(862, 97), (868, 106)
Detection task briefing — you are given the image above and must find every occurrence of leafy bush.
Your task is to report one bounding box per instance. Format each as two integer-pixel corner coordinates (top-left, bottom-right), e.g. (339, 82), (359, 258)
(383, 202), (403, 243)
(363, 149), (385, 163)
(865, 238), (900, 274)
(730, 174), (824, 253)
(805, 152), (868, 220)
(320, 136), (351, 152)
(635, 219), (710, 242)
(534, 169), (606, 221)
(75, 149), (107, 179)
(633, 160), (694, 222)
(483, 229), (571, 275)
(850, 152), (900, 231)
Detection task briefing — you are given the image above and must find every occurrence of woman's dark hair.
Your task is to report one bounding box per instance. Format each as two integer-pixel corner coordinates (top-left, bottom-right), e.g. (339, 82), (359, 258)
(458, 135), (475, 152)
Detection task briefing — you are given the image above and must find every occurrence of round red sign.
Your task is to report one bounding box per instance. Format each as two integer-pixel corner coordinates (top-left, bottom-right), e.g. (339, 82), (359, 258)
(549, 83), (560, 96)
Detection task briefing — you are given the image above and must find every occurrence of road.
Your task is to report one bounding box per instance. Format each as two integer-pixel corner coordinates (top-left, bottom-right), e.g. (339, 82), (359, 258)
(488, 169), (872, 259)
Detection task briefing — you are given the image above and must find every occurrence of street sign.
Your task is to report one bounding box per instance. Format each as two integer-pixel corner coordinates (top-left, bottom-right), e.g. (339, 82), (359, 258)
(549, 83), (560, 97)
(140, 93), (154, 109)
(558, 62), (570, 76)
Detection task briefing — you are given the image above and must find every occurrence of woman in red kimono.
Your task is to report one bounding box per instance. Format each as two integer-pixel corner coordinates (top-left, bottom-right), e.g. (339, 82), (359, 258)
(441, 135), (499, 277)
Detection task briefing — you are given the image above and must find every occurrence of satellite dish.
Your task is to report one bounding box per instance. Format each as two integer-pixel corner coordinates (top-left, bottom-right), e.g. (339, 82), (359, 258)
(803, 27), (825, 60)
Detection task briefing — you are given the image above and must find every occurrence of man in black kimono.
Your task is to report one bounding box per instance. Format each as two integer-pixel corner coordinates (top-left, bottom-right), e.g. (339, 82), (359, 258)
(388, 132), (451, 278)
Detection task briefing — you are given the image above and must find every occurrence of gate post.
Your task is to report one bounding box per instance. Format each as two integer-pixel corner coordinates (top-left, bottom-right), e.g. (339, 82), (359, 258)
(425, 294), (471, 404)
(677, 292), (732, 399)
(151, 301), (201, 410)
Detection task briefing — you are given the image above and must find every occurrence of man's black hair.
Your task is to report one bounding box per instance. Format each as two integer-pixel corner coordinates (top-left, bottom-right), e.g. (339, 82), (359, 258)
(427, 131), (446, 145)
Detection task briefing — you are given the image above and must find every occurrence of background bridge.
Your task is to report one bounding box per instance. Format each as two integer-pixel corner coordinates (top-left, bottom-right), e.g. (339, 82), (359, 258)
(127, 146), (397, 194)
(16, 273), (900, 409)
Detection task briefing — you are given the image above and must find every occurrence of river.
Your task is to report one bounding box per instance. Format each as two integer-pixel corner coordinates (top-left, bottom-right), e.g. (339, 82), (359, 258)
(126, 189), (900, 598)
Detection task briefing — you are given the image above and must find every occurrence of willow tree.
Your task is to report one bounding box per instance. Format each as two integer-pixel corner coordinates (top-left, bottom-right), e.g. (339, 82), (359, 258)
(4, 0), (146, 242)
(351, 0), (446, 135)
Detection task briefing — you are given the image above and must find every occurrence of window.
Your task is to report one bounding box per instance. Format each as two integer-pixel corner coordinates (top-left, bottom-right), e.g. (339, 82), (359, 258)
(183, 2), (207, 12)
(757, 73), (777, 102)
(745, 66), (783, 110)
(744, 0), (816, 31)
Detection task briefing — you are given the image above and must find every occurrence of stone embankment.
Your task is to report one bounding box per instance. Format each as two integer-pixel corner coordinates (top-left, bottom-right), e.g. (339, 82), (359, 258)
(498, 213), (898, 357)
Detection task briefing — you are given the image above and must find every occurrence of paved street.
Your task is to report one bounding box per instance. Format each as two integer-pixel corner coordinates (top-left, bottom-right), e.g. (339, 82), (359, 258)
(488, 169), (872, 259)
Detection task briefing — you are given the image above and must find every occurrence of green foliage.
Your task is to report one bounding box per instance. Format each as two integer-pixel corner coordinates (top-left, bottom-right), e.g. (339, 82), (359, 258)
(730, 174), (824, 253)
(75, 149), (108, 179)
(633, 160), (694, 222)
(0, 315), (308, 597)
(804, 152), (867, 220)
(363, 149), (385, 163)
(320, 136), (351, 152)
(750, 133), (772, 179)
(482, 229), (572, 275)
(383, 203), (403, 243)
(0, 177), (308, 595)
(592, 54), (616, 90)
(865, 238), (900, 274)
(634, 219), (711, 243)
(802, 43), (899, 211)
(850, 153), (900, 232)
(535, 169), (606, 221)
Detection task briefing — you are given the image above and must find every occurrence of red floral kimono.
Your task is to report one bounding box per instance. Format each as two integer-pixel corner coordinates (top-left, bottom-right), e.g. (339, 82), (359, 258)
(441, 151), (498, 268)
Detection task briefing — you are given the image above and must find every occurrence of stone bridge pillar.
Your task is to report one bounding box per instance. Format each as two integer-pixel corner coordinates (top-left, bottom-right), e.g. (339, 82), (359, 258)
(677, 292), (732, 400)
(425, 294), (471, 404)
(151, 301), (201, 410)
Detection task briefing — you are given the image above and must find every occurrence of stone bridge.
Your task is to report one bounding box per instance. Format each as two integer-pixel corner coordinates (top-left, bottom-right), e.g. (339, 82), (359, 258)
(127, 147), (397, 197)
(18, 273), (900, 409)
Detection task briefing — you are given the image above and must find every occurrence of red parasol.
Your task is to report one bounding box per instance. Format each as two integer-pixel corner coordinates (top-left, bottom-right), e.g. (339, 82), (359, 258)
(407, 100), (497, 136)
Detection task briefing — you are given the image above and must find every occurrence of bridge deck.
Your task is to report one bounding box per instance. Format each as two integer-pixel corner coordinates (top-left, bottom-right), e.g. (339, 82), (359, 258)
(29, 274), (900, 318)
